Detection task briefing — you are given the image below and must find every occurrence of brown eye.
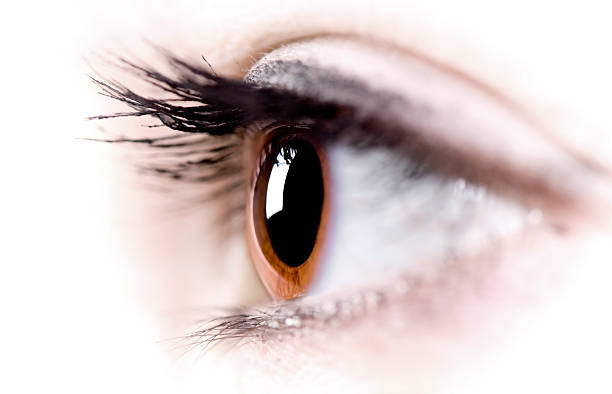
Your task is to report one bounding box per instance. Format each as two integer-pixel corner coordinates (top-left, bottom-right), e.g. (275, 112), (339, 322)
(246, 136), (329, 300)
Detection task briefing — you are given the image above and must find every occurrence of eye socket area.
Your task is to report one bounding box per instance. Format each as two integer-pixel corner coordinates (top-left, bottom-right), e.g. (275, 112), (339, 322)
(246, 132), (330, 300)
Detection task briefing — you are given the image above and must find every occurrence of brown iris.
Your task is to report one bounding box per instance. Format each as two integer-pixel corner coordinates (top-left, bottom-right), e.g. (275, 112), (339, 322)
(246, 136), (329, 299)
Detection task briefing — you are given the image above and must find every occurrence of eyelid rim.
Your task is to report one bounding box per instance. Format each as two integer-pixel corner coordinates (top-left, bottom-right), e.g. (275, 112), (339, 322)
(246, 127), (332, 300)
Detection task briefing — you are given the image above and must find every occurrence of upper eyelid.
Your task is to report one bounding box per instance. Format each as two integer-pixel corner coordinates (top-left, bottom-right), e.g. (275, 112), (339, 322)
(234, 34), (564, 155)
(247, 36), (611, 180)
(224, 20), (612, 174)
(243, 57), (580, 211)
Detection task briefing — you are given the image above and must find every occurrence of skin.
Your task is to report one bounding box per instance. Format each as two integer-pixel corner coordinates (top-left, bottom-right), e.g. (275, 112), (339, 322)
(6, 0), (610, 393)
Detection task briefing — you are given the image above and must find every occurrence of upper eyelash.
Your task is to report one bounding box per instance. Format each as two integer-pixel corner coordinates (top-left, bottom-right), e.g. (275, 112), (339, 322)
(88, 54), (445, 199)
(88, 54), (418, 229)
(88, 55), (356, 209)
(89, 55), (351, 135)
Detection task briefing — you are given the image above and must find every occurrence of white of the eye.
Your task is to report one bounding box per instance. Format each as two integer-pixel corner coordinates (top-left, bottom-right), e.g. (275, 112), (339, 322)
(265, 153), (291, 219)
(308, 145), (530, 296)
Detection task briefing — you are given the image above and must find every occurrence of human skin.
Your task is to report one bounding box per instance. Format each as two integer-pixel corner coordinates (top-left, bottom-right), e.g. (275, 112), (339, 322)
(12, 1), (609, 393)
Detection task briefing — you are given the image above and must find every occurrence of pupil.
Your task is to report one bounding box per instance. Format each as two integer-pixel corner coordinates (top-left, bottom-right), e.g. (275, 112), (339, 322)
(265, 140), (324, 267)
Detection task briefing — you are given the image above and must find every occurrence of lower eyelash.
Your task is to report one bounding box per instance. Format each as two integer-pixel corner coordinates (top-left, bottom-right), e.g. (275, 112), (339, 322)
(181, 286), (390, 351)
(177, 269), (438, 354)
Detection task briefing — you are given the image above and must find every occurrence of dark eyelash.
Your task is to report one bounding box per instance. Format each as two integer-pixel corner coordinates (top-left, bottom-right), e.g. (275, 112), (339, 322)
(88, 55), (441, 204)
(87, 55), (377, 222)
(87, 53), (423, 168)
(91, 46), (464, 200)
(89, 55), (354, 135)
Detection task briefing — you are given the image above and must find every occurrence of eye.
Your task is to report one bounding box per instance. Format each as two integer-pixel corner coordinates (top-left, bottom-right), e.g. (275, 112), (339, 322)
(247, 133), (329, 299)
(91, 36), (585, 344)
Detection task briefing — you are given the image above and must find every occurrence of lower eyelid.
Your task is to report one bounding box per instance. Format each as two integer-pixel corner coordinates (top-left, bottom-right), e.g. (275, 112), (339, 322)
(184, 217), (567, 351)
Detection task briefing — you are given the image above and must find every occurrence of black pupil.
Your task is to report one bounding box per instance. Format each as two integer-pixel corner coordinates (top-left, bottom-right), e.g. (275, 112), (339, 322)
(265, 140), (324, 267)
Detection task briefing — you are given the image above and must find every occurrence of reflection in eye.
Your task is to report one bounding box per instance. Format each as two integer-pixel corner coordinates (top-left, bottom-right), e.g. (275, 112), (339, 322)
(91, 43), (560, 344)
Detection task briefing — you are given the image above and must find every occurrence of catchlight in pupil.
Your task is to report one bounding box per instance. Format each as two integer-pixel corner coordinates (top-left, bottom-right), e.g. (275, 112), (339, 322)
(265, 140), (324, 267)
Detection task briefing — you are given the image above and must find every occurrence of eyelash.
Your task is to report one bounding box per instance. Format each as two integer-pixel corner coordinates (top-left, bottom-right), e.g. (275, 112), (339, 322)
(180, 272), (426, 351)
(91, 55), (411, 215)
